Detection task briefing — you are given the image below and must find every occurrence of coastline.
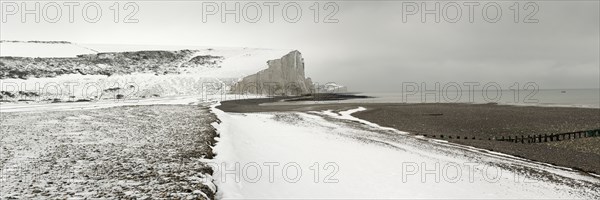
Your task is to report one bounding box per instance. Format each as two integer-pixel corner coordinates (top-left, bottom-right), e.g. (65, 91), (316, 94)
(217, 95), (600, 175)
(211, 103), (600, 198)
(1, 94), (598, 198)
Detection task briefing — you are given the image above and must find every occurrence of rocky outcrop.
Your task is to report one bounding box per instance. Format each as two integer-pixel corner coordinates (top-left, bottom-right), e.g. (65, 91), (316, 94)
(231, 50), (313, 96)
(316, 83), (348, 93)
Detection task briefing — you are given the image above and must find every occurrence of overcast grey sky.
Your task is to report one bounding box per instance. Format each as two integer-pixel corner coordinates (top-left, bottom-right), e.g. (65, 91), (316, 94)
(1, 1), (598, 91)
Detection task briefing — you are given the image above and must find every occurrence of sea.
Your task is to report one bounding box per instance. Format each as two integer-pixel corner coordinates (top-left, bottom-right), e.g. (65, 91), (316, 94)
(341, 89), (600, 108)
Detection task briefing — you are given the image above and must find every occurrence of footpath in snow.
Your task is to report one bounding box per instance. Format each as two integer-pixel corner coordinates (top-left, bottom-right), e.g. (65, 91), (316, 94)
(210, 105), (600, 199)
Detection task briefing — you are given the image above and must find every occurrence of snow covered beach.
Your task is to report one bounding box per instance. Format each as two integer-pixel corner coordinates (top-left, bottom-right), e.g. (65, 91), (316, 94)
(210, 103), (600, 199)
(218, 97), (600, 175)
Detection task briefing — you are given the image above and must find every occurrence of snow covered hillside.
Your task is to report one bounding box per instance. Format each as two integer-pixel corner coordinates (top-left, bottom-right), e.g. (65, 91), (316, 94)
(0, 41), (291, 102)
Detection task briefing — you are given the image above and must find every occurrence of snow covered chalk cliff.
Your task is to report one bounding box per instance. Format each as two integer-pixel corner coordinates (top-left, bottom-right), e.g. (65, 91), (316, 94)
(0, 41), (292, 102)
(231, 50), (314, 96)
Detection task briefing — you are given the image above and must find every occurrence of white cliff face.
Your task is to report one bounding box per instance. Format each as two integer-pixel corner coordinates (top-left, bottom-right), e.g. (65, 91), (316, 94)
(232, 50), (313, 96)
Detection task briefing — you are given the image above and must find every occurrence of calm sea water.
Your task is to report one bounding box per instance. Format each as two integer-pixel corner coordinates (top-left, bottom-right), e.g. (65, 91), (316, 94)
(345, 89), (600, 108)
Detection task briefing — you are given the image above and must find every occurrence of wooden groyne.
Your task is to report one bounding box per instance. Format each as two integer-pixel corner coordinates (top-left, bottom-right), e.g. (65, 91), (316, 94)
(424, 129), (600, 143)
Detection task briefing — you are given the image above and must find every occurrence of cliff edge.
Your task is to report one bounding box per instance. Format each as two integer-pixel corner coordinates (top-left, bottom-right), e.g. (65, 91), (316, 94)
(232, 50), (313, 96)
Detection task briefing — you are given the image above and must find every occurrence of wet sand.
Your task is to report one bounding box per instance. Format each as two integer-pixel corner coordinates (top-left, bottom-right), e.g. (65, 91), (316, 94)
(218, 97), (600, 174)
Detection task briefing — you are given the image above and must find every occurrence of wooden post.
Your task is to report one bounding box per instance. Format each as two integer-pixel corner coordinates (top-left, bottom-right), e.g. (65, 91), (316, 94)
(528, 135), (532, 143)
(521, 135), (524, 143)
(544, 134), (548, 142)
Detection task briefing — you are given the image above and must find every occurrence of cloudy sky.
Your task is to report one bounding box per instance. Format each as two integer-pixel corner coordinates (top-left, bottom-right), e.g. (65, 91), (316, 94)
(1, 1), (598, 91)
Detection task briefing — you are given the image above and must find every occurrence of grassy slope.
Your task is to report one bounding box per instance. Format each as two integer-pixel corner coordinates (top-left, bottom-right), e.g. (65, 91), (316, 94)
(0, 105), (218, 199)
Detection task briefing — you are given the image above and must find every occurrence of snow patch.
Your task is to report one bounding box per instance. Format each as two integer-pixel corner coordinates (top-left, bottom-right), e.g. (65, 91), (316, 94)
(318, 107), (408, 134)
